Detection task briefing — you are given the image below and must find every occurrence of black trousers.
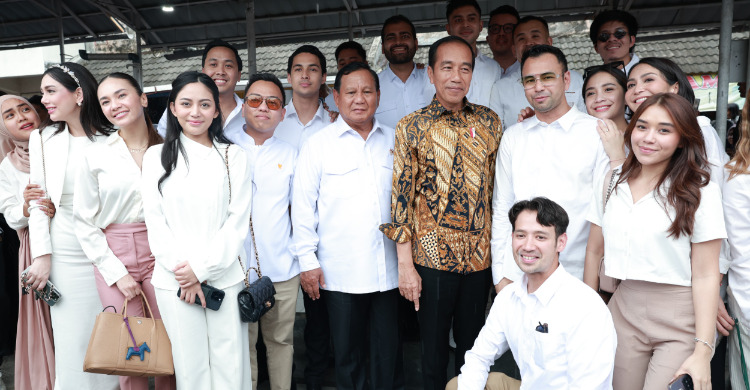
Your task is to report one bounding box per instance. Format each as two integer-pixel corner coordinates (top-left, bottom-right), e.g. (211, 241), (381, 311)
(322, 288), (405, 390)
(303, 289), (330, 385)
(0, 214), (19, 357)
(416, 265), (492, 390)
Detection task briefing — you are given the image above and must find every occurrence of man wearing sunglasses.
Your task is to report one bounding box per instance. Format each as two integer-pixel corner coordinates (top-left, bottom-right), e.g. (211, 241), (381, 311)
(226, 73), (298, 390)
(589, 10), (640, 74)
(486, 5), (520, 79)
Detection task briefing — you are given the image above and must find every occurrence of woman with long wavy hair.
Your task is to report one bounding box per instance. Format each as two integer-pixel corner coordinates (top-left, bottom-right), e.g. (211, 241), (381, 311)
(584, 93), (725, 390)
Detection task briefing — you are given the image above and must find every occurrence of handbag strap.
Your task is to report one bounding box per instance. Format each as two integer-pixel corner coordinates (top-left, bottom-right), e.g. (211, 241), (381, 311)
(603, 168), (619, 214)
(39, 131), (51, 232)
(735, 317), (750, 390)
(120, 291), (156, 319)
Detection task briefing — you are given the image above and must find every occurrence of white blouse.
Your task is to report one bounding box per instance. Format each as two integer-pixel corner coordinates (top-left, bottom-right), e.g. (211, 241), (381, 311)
(723, 167), (750, 324)
(141, 133), (252, 290)
(74, 132), (146, 286)
(587, 175), (726, 287)
(0, 158), (29, 230)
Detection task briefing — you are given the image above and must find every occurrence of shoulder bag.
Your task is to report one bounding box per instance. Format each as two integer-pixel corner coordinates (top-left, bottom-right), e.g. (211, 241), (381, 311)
(598, 168), (621, 294)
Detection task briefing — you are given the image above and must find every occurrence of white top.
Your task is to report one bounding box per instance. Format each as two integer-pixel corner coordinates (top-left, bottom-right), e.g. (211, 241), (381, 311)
(489, 67), (587, 131)
(724, 168), (750, 325)
(291, 116), (398, 293)
(274, 100), (332, 150)
(375, 64), (435, 129)
(157, 93), (245, 140)
(226, 129), (299, 283)
(467, 53), (501, 107)
(587, 176), (726, 287)
(458, 265), (616, 390)
(491, 107), (609, 284)
(624, 53), (640, 75)
(697, 116), (730, 186)
(141, 134), (252, 290)
(324, 93), (338, 113)
(0, 158), (29, 230)
(74, 132), (145, 286)
(499, 60), (520, 79)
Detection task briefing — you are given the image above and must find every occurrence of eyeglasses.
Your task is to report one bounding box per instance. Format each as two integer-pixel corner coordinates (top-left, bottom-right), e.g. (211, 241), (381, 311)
(244, 94), (282, 110)
(583, 61), (625, 81)
(488, 23), (516, 35)
(520, 72), (562, 90)
(597, 28), (628, 42)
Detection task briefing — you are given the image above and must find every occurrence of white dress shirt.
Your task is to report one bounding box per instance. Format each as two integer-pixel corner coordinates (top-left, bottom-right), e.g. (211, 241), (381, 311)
(291, 116), (398, 294)
(489, 66), (587, 131)
(74, 132), (146, 286)
(624, 53), (640, 75)
(467, 53), (501, 107)
(324, 93), (338, 113)
(697, 116), (730, 186)
(458, 264), (616, 390)
(226, 129), (299, 283)
(375, 64), (435, 129)
(141, 134), (252, 290)
(724, 167), (750, 326)
(499, 60), (520, 79)
(0, 159), (29, 230)
(587, 176), (726, 287)
(491, 107), (609, 284)
(157, 93), (245, 140)
(274, 100), (332, 150)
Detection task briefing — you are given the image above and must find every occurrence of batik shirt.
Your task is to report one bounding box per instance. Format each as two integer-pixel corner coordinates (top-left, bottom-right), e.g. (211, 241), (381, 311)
(380, 97), (502, 274)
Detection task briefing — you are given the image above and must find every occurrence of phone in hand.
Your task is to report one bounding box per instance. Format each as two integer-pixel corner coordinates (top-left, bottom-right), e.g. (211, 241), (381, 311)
(177, 283), (225, 311)
(668, 374), (693, 390)
(20, 266), (61, 306)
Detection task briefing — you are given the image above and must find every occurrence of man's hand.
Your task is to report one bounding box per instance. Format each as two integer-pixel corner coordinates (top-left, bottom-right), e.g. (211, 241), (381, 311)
(495, 277), (513, 294)
(717, 297), (735, 336)
(517, 107), (534, 123)
(301, 268), (326, 300)
(399, 262), (422, 311)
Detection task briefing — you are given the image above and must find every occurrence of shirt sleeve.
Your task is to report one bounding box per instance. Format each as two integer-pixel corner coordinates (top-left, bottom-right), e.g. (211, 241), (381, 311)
(698, 119), (729, 186)
(723, 173), (750, 271)
(0, 161), (28, 230)
(691, 181), (727, 244)
(27, 129), (52, 259)
(379, 118), (418, 244)
(565, 295), (617, 389)
(489, 80), (504, 129)
(74, 153), (128, 286)
(156, 108), (168, 138)
(491, 134), (521, 284)
(291, 139), (323, 272)
(586, 170), (609, 227)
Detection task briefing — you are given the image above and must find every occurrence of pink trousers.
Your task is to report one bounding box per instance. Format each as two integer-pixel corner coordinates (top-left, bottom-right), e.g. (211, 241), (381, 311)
(93, 222), (175, 390)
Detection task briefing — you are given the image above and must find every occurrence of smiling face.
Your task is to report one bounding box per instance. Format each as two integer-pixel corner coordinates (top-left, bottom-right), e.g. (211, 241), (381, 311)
(513, 20), (553, 62)
(201, 46), (241, 96)
(594, 21), (635, 64)
(512, 210), (566, 284)
(625, 64), (679, 112)
(382, 21), (418, 65)
(446, 5), (482, 47)
(584, 71), (626, 121)
(428, 41), (473, 112)
(40, 74), (81, 123)
(630, 104), (681, 172)
(333, 69), (379, 133)
(242, 80), (286, 139)
(97, 77), (148, 130)
(170, 82), (219, 145)
(2, 98), (40, 142)
(287, 52), (326, 99)
(522, 53), (570, 117)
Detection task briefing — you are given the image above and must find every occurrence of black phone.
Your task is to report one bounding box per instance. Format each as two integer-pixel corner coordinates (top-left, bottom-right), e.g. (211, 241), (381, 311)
(668, 374), (693, 390)
(177, 284), (225, 311)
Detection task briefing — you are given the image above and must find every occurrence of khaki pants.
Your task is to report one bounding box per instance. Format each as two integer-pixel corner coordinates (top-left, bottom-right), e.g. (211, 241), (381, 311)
(249, 275), (300, 390)
(445, 373), (521, 390)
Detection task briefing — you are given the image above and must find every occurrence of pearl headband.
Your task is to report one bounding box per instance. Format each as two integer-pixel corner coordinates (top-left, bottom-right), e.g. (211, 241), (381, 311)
(51, 64), (81, 89)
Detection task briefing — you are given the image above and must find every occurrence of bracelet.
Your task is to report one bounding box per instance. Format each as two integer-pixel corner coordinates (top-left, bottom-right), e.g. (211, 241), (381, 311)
(609, 158), (626, 163)
(694, 337), (715, 353)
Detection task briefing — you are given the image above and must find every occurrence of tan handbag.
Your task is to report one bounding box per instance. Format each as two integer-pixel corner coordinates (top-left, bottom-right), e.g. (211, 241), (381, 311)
(83, 292), (174, 376)
(599, 168), (621, 294)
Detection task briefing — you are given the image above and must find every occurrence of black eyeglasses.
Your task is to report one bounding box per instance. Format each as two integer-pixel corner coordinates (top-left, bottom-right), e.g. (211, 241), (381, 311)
(583, 61), (625, 81)
(488, 23), (516, 35)
(597, 28), (628, 42)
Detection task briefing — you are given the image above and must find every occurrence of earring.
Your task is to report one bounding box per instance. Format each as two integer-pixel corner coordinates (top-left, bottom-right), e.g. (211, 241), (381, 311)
(77, 102), (82, 107)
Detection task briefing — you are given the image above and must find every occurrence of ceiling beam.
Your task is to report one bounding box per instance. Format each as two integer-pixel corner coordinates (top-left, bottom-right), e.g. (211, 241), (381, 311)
(121, 0), (164, 44)
(60, 1), (97, 37)
(28, 0), (57, 17)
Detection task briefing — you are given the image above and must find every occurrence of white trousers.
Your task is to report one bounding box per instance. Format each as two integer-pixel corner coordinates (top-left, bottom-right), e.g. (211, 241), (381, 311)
(728, 287), (750, 390)
(155, 282), (250, 390)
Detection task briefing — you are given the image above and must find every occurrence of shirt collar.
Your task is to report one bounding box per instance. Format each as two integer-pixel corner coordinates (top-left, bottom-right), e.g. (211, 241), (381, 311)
(528, 106), (582, 132)
(179, 132), (218, 159)
(284, 99), (327, 123)
(332, 115), (384, 138)
(383, 63), (417, 83)
(426, 96), (475, 118)
(514, 263), (568, 306)
(106, 131), (123, 146)
(223, 93), (244, 127)
(239, 124), (278, 147)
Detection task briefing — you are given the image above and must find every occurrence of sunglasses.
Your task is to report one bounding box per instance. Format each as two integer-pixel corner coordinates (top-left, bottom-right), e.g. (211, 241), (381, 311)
(583, 61), (625, 81)
(488, 23), (516, 35)
(597, 28), (628, 42)
(245, 94), (282, 110)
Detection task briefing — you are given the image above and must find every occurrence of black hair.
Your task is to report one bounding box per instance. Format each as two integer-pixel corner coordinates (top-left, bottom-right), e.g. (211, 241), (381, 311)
(381, 14), (417, 42)
(445, 0), (481, 20)
(589, 10), (638, 53)
(508, 197), (569, 238)
(335, 41), (367, 63)
(159, 71), (231, 193)
(513, 15), (550, 39)
(42, 62), (114, 139)
(287, 45), (327, 75)
(333, 62), (379, 92)
(489, 5), (520, 22)
(244, 73), (287, 106)
(428, 35), (476, 70)
(28, 95), (43, 106)
(202, 39), (243, 72)
(521, 44), (568, 73)
(582, 65), (627, 95)
(630, 57), (695, 106)
(99, 72), (163, 147)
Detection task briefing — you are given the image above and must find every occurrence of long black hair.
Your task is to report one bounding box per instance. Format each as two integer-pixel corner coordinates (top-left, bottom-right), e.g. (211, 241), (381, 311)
(158, 71), (230, 192)
(99, 72), (163, 147)
(42, 62), (113, 139)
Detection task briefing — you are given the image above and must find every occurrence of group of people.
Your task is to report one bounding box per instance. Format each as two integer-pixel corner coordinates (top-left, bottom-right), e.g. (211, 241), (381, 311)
(0, 0), (747, 389)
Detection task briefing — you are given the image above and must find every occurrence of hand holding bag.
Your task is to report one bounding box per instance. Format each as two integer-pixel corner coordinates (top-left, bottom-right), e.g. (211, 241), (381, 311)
(598, 168), (621, 294)
(83, 292), (174, 376)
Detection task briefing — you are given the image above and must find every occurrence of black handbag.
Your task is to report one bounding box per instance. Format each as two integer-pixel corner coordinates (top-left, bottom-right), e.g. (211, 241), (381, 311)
(218, 145), (276, 323)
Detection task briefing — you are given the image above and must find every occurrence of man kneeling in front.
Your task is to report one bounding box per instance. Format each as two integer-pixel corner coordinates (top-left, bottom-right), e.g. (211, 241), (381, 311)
(447, 197), (616, 390)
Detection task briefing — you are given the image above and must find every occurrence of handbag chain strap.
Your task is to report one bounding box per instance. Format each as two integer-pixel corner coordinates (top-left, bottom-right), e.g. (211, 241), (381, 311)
(39, 131), (51, 232)
(603, 168), (619, 213)
(217, 144), (262, 289)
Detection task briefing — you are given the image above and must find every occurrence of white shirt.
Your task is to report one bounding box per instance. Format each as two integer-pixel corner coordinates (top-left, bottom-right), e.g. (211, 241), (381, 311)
(227, 129), (299, 283)
(157, 93), (245, 140)
(499, 60), (520, 79)
(724, 168), (750, 325)
(491, 107), (609, 284)
(458, 265), (616, 390)
(74, 132), (145, 286)
(489, 67), (587, 131)
(697, 116), (730, 186)
(375, 64), (435, 129)
(324, 93), (338, 113)
(141, 134), (252, 290)
(467, 53), (501, 107)
(0, 158), (29, 230)
(624, 53), (640, 75)
(291, 116), (398, 294)
(587, 176), (726, 287)
(274, 100), (332, 150)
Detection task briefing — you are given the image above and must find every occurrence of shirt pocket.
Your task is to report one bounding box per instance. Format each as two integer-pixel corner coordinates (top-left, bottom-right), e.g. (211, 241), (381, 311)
(379, 155), (394, 194)
(532, 332), (565, 369)
(322, 159), (359, 199)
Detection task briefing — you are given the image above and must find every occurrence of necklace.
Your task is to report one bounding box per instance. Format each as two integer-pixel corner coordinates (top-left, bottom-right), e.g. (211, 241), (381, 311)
(128, 144), (148, 153)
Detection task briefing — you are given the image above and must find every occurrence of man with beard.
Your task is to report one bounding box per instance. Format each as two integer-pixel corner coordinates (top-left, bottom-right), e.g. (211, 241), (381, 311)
(486, 5), (520, 79)
(375, 15), (435, 129)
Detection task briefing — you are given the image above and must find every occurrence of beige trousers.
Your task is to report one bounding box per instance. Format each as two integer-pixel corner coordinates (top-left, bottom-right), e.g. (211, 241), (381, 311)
(249, 275), (300, 390)
(445, 373), (521, 390)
